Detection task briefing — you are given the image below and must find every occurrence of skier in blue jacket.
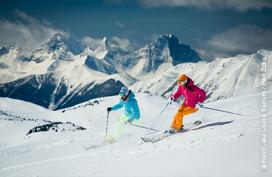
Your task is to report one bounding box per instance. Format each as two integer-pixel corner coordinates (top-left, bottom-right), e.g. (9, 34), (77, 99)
(107, 87), (140, 141)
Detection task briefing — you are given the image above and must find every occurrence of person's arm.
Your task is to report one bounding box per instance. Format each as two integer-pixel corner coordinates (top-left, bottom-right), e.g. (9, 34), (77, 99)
(171, 86), (183, 100)
(111, 100), (124, 111)
(131, 100), (140, 120)
(195, 87), (206, 103)
(126, 101), (140, 123)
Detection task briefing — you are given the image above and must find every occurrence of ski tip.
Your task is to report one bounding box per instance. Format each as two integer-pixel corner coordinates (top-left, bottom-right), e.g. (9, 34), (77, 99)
(140, 137), (150, 143)
(193, 120), (202, 125)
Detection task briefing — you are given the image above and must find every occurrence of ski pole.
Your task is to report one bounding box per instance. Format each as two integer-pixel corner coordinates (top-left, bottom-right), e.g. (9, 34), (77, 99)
(105, 111), (110, 139)
(155, 101), (170, 121)
(199, 104), (244, 117)
(147, 101), (170, 132)
(130, 123), (159, 132)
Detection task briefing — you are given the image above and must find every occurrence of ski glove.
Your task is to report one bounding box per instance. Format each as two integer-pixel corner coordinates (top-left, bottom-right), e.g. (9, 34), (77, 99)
(107, 107), (112, 112)
(168, 97), (174, 104)
(196, 103), (203, 109)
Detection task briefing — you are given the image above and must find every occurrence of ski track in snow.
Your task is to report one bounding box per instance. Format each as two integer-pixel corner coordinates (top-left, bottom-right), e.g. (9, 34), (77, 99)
(1, 149), (104, 172)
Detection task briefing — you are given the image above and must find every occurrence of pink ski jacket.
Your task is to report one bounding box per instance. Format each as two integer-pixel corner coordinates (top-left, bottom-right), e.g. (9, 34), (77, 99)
(172, 77), (206, 108)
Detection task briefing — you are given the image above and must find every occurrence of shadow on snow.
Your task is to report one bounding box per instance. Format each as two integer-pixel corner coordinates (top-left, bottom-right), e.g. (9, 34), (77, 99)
(193, 120), (234, 130)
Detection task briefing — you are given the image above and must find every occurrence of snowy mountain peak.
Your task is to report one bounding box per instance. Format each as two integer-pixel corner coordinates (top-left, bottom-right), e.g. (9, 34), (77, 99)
(81, 47), (95, 57)
(0, 45), (25, 61)
(46, 33), (67, 52)
(123, 34), (201, 78)
(99, 37), (110, 50)
(43, 33), (83, 55)
(28, 33), (85, 62)
(153, 34), (176, 42)
(101, 36), (108, 43)
(150, 34), (179, 47)
(0, 46), (10, 56)
(2, 33), (270, 111)
(148, 34), (201, 64)
(94, 37), (110, 59)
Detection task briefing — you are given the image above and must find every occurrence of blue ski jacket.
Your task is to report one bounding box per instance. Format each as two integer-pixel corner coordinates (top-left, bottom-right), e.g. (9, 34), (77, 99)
(111, 91), (140, 121)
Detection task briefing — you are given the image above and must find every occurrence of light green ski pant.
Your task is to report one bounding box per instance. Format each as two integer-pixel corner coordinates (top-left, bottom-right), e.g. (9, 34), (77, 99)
(108, 115), (138, 140)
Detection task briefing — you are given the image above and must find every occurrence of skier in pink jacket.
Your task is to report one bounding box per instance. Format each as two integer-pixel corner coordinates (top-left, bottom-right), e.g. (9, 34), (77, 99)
(167, 74), (206, 134)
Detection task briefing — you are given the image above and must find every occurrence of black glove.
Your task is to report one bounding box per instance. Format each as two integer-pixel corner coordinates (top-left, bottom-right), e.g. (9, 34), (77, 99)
(107, 107), (112, 112)
(168, 96), (174, 104)
(196, 103), (203, 109)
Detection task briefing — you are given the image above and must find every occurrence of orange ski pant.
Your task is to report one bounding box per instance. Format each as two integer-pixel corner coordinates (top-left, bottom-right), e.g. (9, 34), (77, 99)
(171, 104), (198, 131)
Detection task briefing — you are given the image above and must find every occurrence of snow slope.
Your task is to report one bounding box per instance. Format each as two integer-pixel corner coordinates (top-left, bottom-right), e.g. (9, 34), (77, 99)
(0, 90), (271, 177)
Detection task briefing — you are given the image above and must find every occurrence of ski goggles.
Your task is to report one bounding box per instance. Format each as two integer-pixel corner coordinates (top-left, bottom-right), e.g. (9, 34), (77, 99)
(177, 79), (187, 86)
(119, 92), (126, 97)
(119, 90), (131, 101)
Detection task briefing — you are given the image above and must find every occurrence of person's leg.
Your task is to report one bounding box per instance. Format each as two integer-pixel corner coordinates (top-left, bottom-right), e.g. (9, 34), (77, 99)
(171, 104), (185, 131)
(171, 105), (198, 131)
(109, 115), (129, 140)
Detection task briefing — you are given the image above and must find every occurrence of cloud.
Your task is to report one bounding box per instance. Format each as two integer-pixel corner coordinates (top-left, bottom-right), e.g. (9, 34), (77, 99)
(82, 36), (134, 51)
(140, 0), (272, 11)
(110, 36), (134, 51)
(0, 11), (63, 54)
(82, 36), (104, 50)
(115, 21), (125, 28)
(208, 25), (272, 53)
(197, 24), (272, 60)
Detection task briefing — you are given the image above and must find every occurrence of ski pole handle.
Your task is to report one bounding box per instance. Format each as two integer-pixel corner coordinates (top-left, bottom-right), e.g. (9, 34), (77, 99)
(196, 103), (203, 109)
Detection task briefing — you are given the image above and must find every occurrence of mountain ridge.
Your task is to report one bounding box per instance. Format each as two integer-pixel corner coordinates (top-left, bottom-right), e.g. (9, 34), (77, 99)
(0, 33), (201, 109)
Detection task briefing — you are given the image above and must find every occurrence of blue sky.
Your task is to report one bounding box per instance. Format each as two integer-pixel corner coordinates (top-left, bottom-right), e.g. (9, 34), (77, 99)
(0, 0), (272, 59)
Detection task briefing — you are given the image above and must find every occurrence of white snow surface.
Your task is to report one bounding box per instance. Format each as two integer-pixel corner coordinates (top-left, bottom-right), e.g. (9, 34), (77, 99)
(0, 90), (271, 177)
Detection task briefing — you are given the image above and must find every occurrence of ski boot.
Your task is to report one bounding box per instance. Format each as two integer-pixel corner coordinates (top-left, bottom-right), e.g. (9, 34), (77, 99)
(104, 135), (116, 144)
(164, 128), (176, 134)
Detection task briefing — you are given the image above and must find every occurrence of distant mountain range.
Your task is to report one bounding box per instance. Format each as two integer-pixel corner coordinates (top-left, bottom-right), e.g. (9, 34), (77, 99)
(132, 50), (272, 102)
(0, 33), (201, 110)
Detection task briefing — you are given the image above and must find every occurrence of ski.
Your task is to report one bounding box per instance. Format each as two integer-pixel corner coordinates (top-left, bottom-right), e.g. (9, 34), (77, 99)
(140, 120), (202, 143)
